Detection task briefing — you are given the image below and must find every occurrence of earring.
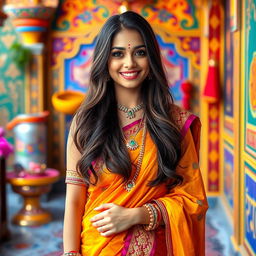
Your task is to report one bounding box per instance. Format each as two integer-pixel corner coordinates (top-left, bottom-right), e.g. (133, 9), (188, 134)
(148, 73), (153, 80)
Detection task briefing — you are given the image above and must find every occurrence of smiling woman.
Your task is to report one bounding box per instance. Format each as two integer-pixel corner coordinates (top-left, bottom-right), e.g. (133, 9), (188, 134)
(108, 28), (149, 94)
(62, 11), (208, 256)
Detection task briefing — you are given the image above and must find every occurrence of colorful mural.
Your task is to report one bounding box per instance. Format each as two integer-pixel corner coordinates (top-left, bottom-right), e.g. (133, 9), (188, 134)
(222, 0), (236, 226)
(223, 144), (234, 210)
(245, 0), (256, 160)
(0, 19), (25, 144)
(224, 0), (234, 123)
(53, 0), (199, 33)
(64, 43), (95, 92)
(156, 36), (189, 103)
(242, 1), (256, 255)
(245, 163), (256, 255)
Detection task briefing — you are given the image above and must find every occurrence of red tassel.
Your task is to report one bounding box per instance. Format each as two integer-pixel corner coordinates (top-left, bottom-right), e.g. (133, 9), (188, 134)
(181, 80), (193, 110)
(203, 59), (220, 103)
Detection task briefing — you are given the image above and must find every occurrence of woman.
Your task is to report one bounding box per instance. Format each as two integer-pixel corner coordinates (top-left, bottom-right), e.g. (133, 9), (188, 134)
(63, 11), (208, 256)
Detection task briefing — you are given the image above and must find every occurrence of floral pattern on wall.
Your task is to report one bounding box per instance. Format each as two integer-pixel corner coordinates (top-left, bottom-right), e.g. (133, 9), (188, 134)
(0, 19), (25, 144)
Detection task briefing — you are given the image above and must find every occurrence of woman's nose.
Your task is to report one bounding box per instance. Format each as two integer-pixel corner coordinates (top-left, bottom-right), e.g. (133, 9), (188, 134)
(124, 55), (136, 68)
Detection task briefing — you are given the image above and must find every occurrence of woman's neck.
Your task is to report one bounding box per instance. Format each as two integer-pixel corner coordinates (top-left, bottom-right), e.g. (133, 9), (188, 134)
(115, 87), (142, 108)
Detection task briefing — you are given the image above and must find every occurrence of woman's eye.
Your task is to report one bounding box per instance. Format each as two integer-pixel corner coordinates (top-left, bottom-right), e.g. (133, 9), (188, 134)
(135, 49), (147, 56)
(111, 51), (123, 57)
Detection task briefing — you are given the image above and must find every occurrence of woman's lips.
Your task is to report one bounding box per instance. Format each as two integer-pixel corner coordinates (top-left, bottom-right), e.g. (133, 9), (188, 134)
(120, 71), (140, 80)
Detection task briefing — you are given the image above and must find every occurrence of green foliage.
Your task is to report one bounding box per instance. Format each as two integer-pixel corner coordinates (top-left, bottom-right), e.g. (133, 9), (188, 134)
(9, 42), (32, 68)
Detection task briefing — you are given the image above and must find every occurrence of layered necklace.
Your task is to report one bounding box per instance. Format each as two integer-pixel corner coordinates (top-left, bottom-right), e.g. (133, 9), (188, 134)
(118, 102), (144, 119)
(125, 116), (144, 150)
(124, 121), (147, 192)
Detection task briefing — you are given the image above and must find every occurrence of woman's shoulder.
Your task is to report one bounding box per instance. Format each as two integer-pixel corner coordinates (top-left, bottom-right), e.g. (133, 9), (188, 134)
(170, 104), (200, 138)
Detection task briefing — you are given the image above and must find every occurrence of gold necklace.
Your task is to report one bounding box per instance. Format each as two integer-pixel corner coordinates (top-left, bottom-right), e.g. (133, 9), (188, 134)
(125, 116), (144, 150)
(124, 123), (147, 192)
(118, 103), (144, 119)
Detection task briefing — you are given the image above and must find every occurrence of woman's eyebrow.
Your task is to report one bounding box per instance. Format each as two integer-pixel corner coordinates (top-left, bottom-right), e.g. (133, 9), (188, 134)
(111, 44), (146, 50)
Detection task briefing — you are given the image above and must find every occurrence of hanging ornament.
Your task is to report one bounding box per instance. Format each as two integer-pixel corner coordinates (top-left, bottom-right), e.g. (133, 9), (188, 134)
(181, 80), (193, 110)
(203, 59), (220, 103)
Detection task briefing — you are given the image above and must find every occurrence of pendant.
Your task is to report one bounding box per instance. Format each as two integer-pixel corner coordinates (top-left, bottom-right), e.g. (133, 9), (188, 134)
(124, 180), (135, 191)
(126, 139), (139, 150)
(126, 109), (135, 119)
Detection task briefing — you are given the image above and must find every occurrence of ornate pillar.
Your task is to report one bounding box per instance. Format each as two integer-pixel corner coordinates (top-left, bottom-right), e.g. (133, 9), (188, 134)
(3, 0), (58, 113)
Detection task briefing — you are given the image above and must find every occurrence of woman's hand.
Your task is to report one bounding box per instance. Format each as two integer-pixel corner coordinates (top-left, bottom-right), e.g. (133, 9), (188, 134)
(90, 203), (141, 237)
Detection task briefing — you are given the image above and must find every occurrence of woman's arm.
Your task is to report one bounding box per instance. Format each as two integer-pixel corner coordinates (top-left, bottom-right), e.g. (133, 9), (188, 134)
(63, 116), (87, 253)
(63, 184), (86, 252)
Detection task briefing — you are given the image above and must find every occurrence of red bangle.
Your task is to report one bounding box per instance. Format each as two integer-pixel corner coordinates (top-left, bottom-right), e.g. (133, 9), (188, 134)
(152, 203), (162, 229)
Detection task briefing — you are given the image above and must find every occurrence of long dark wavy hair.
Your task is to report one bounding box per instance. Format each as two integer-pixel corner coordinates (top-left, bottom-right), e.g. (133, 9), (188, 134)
(73, 11), (183, 189)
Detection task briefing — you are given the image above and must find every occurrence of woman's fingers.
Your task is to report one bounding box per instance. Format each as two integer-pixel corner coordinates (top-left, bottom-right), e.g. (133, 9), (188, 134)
(97, 224), (113, 233)
(92, 217), (110, 227)
(90, 211), (109, 222)
(94, 203), (115, 211)
(100, 229), (115, 237)
(91, 204), (136, 236)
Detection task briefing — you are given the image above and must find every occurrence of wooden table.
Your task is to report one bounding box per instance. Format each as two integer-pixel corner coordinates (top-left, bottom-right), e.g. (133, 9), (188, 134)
(7, 169), (59, 226)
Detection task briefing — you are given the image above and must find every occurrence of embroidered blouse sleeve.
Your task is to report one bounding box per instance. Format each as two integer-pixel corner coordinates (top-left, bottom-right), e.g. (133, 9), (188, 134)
(65, 118), (86, 187)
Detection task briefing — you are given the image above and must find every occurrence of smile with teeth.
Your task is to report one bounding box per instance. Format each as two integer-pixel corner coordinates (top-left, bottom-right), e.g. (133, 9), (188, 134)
(120, 71), (140, 79)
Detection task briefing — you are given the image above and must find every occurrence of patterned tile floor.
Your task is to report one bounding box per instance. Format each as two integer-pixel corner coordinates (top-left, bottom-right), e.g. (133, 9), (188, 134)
(0, 185), (230, 256)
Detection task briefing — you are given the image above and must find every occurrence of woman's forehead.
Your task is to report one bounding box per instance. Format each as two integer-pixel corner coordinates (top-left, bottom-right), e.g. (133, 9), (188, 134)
(111, 28), (144, 47)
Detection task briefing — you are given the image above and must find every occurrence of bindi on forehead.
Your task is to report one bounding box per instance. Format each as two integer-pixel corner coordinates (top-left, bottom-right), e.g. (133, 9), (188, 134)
(128, 43), (131, 49)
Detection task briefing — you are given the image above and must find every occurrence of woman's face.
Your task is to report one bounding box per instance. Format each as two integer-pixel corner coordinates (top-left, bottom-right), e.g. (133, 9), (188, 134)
(108, 28), (150, 91)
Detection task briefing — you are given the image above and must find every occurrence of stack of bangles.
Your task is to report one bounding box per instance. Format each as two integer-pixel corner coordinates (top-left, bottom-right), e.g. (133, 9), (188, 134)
(143, 203), (162, 231)
(63, 251), (81, 256)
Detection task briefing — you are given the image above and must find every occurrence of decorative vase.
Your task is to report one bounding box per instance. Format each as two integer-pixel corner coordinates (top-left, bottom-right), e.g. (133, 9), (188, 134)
(7, 111), (49, 170)
(52, 90), (85, 115)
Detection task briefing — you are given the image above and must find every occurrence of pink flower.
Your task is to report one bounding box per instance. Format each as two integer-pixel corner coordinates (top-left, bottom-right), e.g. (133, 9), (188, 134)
(0, 127), (13, 158)
(0, 138), (13, 158)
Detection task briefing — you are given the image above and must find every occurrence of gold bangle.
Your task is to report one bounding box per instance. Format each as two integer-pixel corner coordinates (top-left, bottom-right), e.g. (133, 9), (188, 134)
(143, 203), (155, 231)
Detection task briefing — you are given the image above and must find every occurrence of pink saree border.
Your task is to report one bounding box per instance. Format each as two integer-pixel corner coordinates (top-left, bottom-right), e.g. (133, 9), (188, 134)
(121, 231), (133, 256)
(180, 114), (197, 138)
(122, 119), (142, 131)
(153, 200), (173, 256)
(121, 225), (156, 256)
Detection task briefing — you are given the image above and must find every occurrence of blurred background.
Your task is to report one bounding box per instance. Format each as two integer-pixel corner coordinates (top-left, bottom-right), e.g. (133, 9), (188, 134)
(0, 0), (255, 255)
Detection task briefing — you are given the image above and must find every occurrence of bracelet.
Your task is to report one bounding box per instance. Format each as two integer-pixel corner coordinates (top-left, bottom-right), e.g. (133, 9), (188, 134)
(63, 251), (81, 256)
(143, 203), (157, 231)
(152, 203), (162, 229)
(150, 203), (158, 230)
(143, 202), (163, 231)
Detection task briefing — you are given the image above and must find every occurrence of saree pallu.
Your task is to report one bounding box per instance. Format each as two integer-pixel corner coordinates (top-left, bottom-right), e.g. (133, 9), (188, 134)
(66, 105), (208, 256)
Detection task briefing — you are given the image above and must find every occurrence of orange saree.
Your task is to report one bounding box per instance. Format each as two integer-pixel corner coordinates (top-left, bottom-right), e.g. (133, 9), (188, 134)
(66, 105), (208, 256)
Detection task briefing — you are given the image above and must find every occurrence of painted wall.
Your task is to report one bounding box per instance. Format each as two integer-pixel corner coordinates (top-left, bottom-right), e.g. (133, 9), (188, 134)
(220, 0), (256, 255)
(241, 0), (256, 254)
(0, 20), (25, 145)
